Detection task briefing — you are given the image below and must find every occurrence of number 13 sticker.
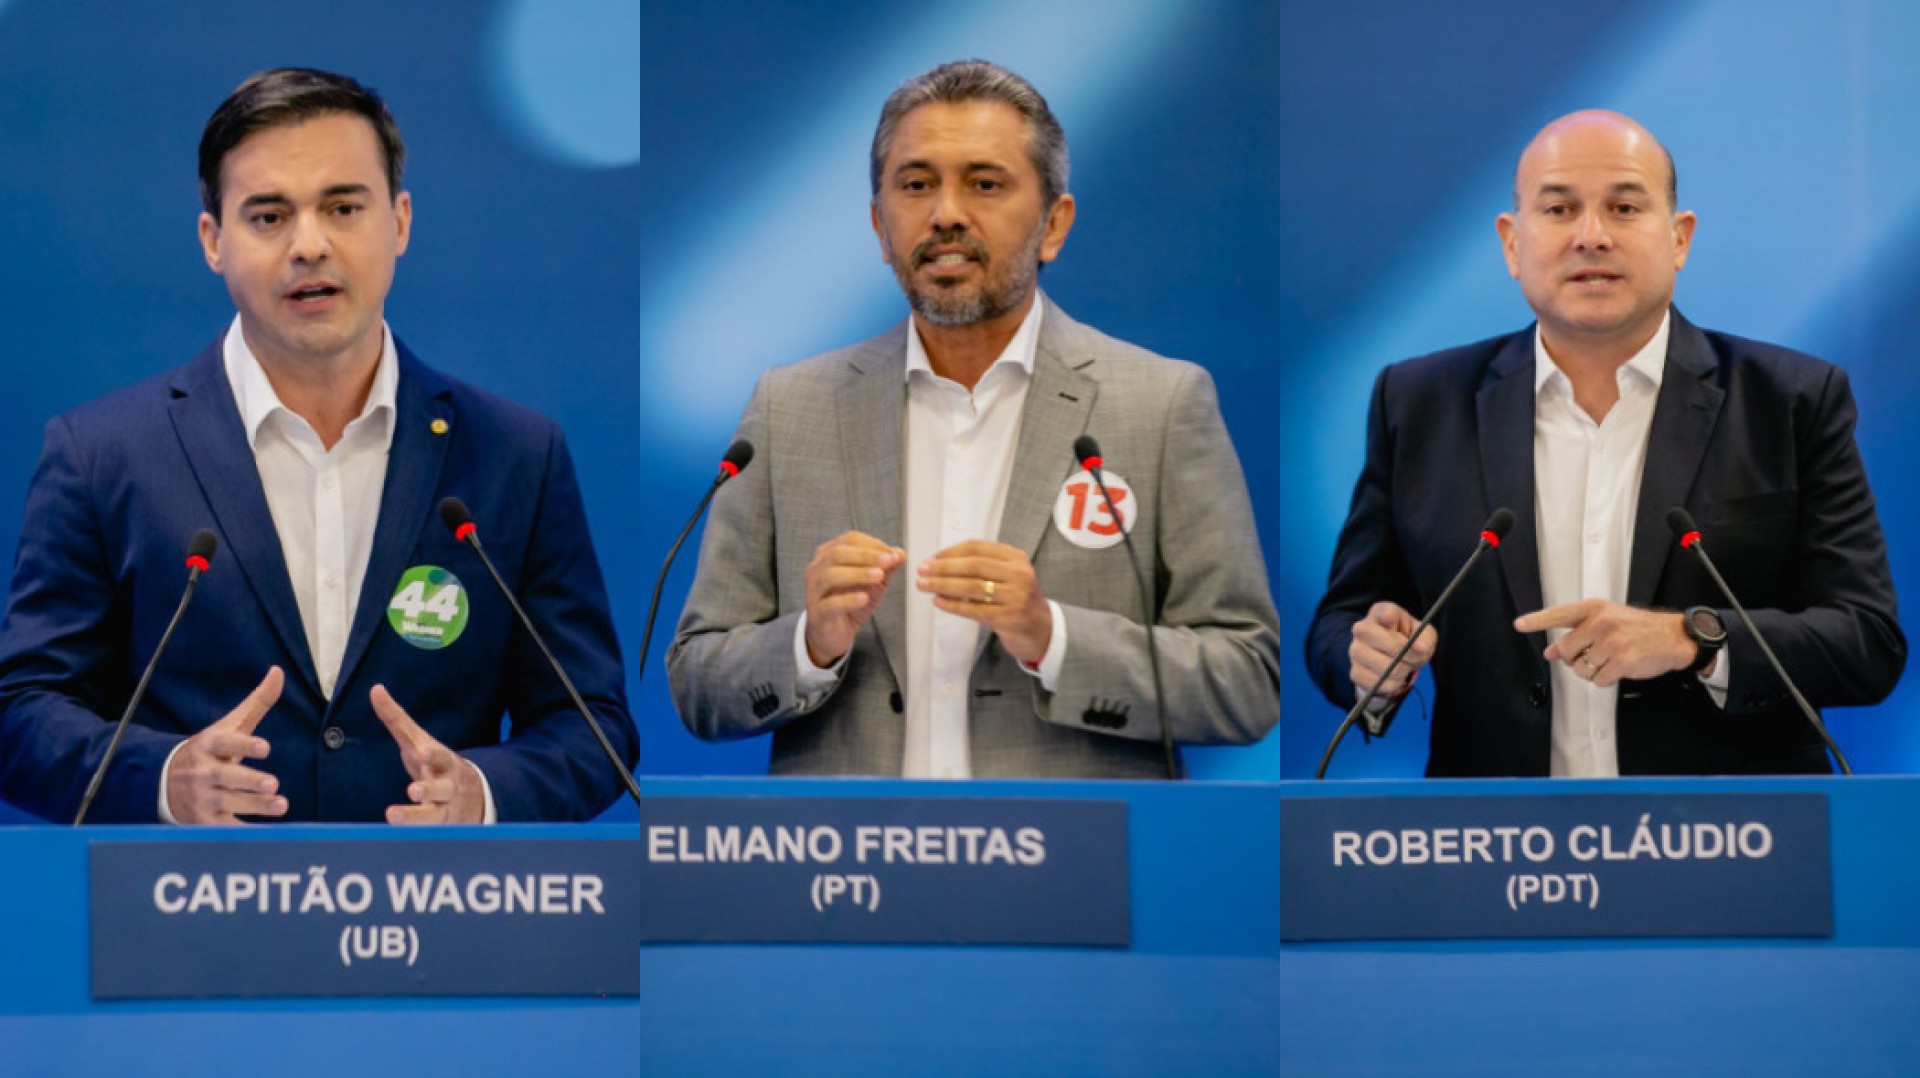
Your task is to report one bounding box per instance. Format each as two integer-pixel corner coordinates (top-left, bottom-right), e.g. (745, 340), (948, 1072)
(1053, 467), (1135, 550)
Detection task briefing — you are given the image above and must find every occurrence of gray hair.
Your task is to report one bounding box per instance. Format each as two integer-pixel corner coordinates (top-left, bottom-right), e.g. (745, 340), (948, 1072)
(870, 60), (1069, 210)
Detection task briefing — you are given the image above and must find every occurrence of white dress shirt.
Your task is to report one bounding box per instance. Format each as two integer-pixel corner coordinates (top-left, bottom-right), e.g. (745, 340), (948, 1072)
(793, 301), (1067, 778)
(1533, 313), (1725, 776)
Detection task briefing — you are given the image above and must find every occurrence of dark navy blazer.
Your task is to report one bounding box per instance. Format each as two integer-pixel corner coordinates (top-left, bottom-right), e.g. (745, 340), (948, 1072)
(0, 338), (635, 822)
(1308, 310), (1905, 776)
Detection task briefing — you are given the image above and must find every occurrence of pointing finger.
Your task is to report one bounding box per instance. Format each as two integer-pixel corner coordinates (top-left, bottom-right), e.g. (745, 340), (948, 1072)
(220, 666), (284, 736)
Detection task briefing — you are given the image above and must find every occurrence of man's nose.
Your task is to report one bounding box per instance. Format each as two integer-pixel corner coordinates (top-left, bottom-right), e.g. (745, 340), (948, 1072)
(288, 210), (331, 263)
(1573, 209), (1612, 251)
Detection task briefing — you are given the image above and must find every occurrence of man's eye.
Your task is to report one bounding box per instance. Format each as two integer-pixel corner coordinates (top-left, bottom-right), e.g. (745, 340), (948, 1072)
(1614, 203), (1641, 217)
(252, 213), (282, 227)
(332, 203), (362, 217)
(974, 179), (1001, 192)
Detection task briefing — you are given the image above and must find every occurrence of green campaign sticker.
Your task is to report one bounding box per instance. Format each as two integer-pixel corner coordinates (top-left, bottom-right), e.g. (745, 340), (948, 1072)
(387, 566), (469, 650)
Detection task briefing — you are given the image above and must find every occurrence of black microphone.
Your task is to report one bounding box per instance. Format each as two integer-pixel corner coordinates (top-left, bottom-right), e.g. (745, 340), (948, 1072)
(74, 529), (218, 824)
(635, 440), (754, 691)
(439, 497), (644, 809)
(1666, 507), (1851, 775)
(1315, 508), (1515, 780)
(1073, 435), (1177, 780)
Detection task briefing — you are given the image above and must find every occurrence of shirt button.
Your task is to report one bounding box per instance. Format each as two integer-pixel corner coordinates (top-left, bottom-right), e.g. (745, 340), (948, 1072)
(940, 682), (957, 698)
(956, 436), (971, 448)
(323, 575), (339, 591)
(322, 727), (346, 751)
(320, 474), (337, 491)
(1587, 530), (1603, 543)
(949, 519), (965, 532)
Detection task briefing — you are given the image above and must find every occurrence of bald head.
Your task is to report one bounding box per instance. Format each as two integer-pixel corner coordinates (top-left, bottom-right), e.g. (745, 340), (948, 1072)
(1513, 111), (1676, 212)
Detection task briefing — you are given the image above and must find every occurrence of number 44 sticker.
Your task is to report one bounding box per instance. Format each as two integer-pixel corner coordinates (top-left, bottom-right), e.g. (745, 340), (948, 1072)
(1053, 467), (1135, 550)
(387, 566), (471, 650)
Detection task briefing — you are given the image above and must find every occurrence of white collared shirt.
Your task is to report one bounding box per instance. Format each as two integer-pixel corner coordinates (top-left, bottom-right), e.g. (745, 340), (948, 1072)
(793, 300), (1067, 778)
(1533, 313), (1726, 776)
(223, 315), (397, 699)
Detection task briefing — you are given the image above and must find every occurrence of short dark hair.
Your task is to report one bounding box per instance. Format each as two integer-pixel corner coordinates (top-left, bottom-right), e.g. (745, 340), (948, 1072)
(198, 68), (406, 220)
(871, 60), (1069, 210)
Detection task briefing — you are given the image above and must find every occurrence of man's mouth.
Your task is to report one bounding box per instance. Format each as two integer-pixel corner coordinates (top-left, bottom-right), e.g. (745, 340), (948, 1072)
(286, 283), (342, 302)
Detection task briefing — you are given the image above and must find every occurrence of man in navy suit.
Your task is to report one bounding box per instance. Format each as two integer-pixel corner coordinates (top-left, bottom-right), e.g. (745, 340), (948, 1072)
(1308, 110), (1903, 776)
(0, 68), (634, 823)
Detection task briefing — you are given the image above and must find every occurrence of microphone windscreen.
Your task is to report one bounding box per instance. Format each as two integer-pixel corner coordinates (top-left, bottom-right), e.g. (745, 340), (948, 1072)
(1667, 507), (1699, 538)
(1073, 435), (1102, 466)
(1483, 508), (1516, 542)
(722, 440), (754, 474)
(438, 496), (474, 535)
(187, 529), (218, 563)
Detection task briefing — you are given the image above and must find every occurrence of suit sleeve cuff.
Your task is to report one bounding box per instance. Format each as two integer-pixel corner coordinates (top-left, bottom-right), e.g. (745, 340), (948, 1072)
(1018, 601), (1069, 693)
(472, 760), (498, 825)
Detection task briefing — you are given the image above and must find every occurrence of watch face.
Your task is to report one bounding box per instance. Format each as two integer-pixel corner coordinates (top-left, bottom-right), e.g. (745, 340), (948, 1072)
(1688, 607), (1725, 641)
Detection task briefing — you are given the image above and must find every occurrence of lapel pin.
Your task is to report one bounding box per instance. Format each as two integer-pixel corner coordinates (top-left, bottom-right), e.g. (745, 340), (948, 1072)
(430, 418), (449, 436)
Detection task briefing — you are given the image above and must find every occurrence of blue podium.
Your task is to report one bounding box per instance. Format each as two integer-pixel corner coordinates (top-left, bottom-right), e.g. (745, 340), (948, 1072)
(0, 778), (1279, 1077)
(1278, 776), (1920, 1076)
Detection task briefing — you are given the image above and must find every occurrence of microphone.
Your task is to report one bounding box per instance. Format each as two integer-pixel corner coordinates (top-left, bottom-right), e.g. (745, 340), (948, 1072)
(635, 440), (754, 690)
(1666, 508), (1852, 775)
(1315, 508), (1514, 780)
(1073, 435), (1176, 780)
(439, 497), (644, 808)
(74, 529), (218, 824)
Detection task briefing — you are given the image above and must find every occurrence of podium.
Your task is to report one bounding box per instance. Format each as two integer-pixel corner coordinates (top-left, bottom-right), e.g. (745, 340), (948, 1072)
(0, 778), (1280, 1077)
(1278, 775), (1920, 1075)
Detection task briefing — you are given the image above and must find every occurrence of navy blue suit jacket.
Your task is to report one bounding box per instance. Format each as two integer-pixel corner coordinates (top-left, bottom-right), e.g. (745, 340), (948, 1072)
(1308, 311), (1905, 776)
(0, 339), (635, 822)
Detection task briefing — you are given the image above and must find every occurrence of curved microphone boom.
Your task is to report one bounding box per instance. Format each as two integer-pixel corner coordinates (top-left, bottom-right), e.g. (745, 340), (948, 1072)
(1073, 435), (1177, 780)
(635, 440), (754, 690)
(439, 497), (645, 808)
(1315, 509), (1515, 780)
(74, 529), (218, 824)
(1666, 507), (1852, 775)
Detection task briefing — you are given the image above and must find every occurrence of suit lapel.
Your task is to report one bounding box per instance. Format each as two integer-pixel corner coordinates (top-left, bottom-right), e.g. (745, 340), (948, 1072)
(839, 329), (909, 697)
(1477, 331), (1544, 618)
(332, 344), (455, 705)
(1000, 301), (1097, 560)
(167, 345), (323, 699)
(1626, 311), (1724, 605)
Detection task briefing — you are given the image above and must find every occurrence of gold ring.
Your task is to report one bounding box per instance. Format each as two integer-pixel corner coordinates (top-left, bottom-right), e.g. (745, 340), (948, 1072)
(982, 580), (997, 603)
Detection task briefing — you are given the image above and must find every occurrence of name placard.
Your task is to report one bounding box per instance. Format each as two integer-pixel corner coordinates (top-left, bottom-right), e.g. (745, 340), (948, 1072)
(639, 797), (1129, 946)
(90, 839), (642, 999)
(1280, 793), (1830, 941)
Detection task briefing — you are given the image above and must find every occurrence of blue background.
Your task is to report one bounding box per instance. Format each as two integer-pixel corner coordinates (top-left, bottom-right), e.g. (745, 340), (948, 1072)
(1280, 0), (1920, 777)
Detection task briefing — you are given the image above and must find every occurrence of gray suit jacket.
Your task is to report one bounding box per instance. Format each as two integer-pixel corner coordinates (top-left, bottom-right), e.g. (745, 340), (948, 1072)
(667, 298), (1279, 777)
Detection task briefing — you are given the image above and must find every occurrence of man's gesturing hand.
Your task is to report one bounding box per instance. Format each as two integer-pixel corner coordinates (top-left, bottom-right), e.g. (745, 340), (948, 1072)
(1349, 601), (1437, 700)
(371, 684), (486, 825)
(915, 540), (1053, 666)
(804, 531), (904, 667)
(166, 666), (287, 824)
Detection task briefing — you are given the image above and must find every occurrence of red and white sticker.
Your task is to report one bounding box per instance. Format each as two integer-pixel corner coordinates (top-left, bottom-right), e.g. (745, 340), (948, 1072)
(1054, 468), (1135, 549)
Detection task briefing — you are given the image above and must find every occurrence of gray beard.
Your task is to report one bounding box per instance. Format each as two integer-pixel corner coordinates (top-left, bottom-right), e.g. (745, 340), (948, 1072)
(892, 217), (1047, 327)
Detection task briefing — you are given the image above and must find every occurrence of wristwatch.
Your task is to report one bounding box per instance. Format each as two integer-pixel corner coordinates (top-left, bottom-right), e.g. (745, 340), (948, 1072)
(1683, 606), (1727, 674)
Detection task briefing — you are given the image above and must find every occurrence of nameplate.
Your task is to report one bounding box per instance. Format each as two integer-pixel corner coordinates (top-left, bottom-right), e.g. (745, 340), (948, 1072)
(90, 839), (642, 998)
(639, 797), (1129, 946)
(1280, 793), (1830, 940)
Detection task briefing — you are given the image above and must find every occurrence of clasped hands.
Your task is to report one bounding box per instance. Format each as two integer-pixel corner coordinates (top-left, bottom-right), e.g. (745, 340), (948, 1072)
(164, 665), (485, 825)
(1348, 599), (1700, 698)
(802, 531), (1052, 668)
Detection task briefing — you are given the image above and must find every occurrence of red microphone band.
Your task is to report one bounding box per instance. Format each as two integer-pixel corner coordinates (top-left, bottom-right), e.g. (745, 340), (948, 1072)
(455, 522), (477, 543)
(1681, 530), (1701, 549)
(719, 461), (740, 479)
(1082, 455), (1103, 471)
(1480, 530), (1501, 548)
(185, 555), (210, 573)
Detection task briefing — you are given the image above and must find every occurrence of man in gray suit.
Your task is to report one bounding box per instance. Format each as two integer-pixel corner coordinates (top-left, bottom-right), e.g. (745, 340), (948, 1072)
(668, 60), (1278, 778)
